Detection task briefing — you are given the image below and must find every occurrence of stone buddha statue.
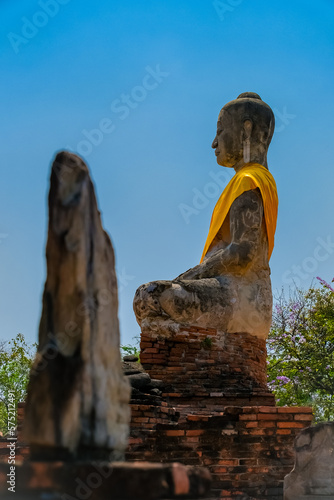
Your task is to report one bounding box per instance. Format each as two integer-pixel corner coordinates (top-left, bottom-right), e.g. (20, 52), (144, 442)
(133, 93), (278, 339)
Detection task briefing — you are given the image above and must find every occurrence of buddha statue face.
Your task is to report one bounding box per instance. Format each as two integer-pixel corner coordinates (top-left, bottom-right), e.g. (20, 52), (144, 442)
(212, 92), (275, 170)
(212, 109), (243, 168)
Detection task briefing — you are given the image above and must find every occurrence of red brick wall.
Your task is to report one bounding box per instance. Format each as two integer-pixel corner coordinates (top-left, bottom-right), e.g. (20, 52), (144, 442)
(2, 400), (313, 499)
(141, 326), (275, 410)
(129, 325), (314, 499)
(126, 405), (313, 500)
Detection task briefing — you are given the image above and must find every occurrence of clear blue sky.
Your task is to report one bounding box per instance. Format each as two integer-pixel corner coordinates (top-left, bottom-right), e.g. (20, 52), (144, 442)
(1, 0), (334, 348)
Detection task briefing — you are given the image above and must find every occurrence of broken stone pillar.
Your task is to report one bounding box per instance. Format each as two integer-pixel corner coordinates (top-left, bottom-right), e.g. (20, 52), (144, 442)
(284, 422), (334, 500)
(24, 151), (131, 461)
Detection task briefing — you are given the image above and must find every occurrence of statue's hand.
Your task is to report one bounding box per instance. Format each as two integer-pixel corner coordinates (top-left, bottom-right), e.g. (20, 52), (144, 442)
(175, 190), (264, 281)
(175, 264), (204, 280)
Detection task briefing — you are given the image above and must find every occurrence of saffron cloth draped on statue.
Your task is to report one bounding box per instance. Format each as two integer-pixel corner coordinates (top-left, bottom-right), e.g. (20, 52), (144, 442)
(200, 162), (278, 263)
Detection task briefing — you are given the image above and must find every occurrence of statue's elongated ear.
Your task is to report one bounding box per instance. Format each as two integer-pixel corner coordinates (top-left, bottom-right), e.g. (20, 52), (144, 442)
(243, 119), (253, 163)
(243, 119), (253, 139)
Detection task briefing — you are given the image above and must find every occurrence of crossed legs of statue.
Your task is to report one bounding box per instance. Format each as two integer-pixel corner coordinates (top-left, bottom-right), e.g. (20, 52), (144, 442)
(134, 275), (233, 329)
(133, 272), (271, 337)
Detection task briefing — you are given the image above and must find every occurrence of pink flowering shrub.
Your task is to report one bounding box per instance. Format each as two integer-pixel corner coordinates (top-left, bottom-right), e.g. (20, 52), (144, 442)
(267, 278), (334, 422)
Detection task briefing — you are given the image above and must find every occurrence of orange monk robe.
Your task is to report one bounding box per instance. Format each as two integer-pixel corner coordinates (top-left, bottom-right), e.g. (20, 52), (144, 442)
(200, 163), (278, 263)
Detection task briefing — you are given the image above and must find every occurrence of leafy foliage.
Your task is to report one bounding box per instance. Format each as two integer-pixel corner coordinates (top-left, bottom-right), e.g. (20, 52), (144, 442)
(0, 334), (36, 435)
(267, 278), (334, 422)
(121, 335), (140, 359)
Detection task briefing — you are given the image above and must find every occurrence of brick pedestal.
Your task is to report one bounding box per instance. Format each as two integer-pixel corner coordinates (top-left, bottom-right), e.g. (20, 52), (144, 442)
(140, 326), (275, 411)
(127, 325), (314, 499)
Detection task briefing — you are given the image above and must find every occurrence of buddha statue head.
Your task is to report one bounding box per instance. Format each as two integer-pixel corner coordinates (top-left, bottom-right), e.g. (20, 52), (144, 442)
(212, 92), (275, 170)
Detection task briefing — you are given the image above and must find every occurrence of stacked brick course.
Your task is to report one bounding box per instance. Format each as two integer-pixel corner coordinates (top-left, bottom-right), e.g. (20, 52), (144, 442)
(129, 406), (313, 499)
(130, 401), (177, 431)
(141, 326), (275, 411)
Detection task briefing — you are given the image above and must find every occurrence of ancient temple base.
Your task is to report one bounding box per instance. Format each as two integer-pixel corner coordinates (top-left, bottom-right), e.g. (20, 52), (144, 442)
(0, 461), (211, 500)
(0, 326), (315, 500)
(140, 325), (275, 411)
(127, 405), (313, 500)
(126, 325), (314, 500)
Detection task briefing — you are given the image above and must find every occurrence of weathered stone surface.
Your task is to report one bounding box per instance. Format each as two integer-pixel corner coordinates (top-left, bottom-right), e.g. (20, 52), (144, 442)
(128, 372), (151, 389)
(134, 93), (277, 340)
(284, 422), (334, 500)
(23, 151), (131, 460)
(123, 354), (139, 362)
(122, 357), (164, 397)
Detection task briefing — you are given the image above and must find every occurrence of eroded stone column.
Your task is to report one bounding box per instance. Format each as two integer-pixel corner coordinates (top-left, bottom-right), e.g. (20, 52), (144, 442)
(24, 151), (131, 461)
(284, 422), (334, 500)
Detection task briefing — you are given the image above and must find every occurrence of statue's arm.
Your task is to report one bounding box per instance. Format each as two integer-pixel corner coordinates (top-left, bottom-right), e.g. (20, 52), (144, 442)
(176, 189), (264, 279)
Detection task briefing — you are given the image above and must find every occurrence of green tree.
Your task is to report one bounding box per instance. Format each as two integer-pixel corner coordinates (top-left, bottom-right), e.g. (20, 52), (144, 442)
(0, 333), (36, 435)
(267, 278), (334, 422)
